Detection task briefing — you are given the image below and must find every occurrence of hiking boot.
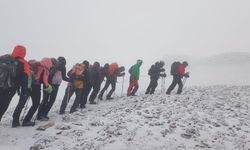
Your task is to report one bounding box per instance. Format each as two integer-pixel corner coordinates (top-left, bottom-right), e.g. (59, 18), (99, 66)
(38, 116), (49, 121)
(70, 109), (78, 114)
(59, 111), (65, 115)
(106, 97), (114, 100)
(22, 121), (35, 127)
(98, 95), (103, 100)
(36, 115), (42, 120)
(44, 116), (50, 120)
(12, 120), (20, 128)
(89, 101), (97, 104)
(80, 105), (86, 109)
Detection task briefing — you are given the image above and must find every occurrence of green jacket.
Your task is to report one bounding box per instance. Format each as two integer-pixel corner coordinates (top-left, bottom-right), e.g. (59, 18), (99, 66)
(131, 63), (141, 80)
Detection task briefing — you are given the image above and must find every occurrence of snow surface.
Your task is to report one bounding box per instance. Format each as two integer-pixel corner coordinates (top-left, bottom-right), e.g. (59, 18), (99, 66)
(1, 86), (250, 150)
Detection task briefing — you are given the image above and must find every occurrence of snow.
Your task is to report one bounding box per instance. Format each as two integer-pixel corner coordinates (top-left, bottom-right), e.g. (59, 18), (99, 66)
(1, 85), (250, 150)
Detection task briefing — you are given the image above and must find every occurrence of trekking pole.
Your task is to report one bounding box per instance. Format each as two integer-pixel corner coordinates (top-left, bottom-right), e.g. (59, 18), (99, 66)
(163, 77), (166, 92)
(66, 86), (71, 105)
(121, 76), (125, 97)
(21, 96), (31, 122)
(161, 77), (164, 93)
(183, 77), (187, 88)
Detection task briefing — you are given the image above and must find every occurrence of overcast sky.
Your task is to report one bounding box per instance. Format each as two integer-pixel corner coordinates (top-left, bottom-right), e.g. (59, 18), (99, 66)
(0, 0), (250, 67)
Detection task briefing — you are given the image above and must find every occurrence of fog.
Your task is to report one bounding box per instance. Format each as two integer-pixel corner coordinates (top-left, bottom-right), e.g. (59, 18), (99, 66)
(1, 0), (250, 60)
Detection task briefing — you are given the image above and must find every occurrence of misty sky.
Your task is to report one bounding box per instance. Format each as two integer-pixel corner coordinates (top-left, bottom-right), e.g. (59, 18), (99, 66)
(0, 0), (250, 66)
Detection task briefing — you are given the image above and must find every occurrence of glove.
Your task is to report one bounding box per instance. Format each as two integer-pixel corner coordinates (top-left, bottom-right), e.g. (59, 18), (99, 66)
(161, 73), (167, 78)
(184, 72), (190, 78)
(160, 68), (166, 72)
(120, 72), (125, 76)
(44, 84), (53, 94)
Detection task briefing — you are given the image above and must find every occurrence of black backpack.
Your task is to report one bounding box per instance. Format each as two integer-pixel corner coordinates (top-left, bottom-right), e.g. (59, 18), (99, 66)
(0, 55), (19, 88)
(170, 61), (181, 75)
(148, 65), (154, 76)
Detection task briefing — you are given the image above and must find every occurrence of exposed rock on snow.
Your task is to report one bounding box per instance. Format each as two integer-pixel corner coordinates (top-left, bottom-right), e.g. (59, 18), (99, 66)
(0, 85), (250, 150)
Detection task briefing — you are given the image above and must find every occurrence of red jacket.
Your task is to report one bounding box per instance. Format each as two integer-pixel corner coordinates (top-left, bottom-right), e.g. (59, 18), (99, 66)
(177, 64), (185, 76)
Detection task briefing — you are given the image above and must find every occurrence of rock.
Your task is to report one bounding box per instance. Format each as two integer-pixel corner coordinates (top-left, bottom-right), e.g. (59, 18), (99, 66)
(212, 122), (221, 127)
(137, 111), (142, 115)
(56, 124), (71, 130)
(30, 144), (44, 150)
(181, 133), (192, 139)
(161, 129), (170, 137)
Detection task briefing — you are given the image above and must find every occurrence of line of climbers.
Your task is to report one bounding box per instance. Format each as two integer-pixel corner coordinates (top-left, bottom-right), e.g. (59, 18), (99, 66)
(0, 45), (189, 128)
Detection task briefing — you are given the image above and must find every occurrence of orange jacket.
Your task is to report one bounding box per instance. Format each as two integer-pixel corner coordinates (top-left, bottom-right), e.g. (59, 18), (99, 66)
(11, 45), (30, 76)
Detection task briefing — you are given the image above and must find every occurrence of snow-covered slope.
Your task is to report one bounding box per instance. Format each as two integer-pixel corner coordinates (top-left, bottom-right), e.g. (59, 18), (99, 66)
(198, 52), (250, 66)
(1, 86), (250, 150)
(163, 52), (250, 86)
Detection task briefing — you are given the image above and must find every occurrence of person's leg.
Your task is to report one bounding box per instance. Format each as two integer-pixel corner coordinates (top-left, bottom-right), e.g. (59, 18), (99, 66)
(37, 90), (50, 119)
(131, 80), (139, 96)
(82, 84), (92, 106)
(12, 87), (29, 127)
(98, 80), (110, 100)
(177, 77), (183, 94)
(127, 76), (134, 96)
(0, 88), (16, 121)
(59, 86), (74, 114)
(166, 76), (178, 94)
(89, 83), (100, 104)
(107, 81), (116, 99)
(70, 88), (83, 113)
(43, 85), (59, 117)
(23, 84), (41, 126)
(150, 79), (158, 94)
(145, 79), (154, 94)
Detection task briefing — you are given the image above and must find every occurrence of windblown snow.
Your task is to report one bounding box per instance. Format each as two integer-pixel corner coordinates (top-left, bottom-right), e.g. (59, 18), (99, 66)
(1, 86), (250, 150)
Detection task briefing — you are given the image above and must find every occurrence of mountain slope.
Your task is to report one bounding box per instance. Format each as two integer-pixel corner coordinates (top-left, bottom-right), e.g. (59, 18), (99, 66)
(162, 52), (250, 85)
(0, 86), (250, 150)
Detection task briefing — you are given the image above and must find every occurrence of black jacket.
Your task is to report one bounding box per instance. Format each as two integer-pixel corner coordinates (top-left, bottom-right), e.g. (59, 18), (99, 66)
(148, 64), (165, 80)
(48, 65), (70, 84)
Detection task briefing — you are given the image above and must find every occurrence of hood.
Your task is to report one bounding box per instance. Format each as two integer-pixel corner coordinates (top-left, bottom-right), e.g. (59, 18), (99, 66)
(57, 57), (66, 66)
(11, 45), (26, 59)
(136, 59), (143, 67)
(40, 58), (53, 70)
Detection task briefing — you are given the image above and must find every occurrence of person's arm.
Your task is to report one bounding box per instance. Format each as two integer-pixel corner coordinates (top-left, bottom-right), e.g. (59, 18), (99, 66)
(48, 67), (57, 84)
(74, 74), (85, 80)
(61, 66), (71, 82)
(117, 71), (125, 77)
(159, 67), (166, 77)
(67, 69), (74, 78)
(160, 72), (167, 77)
(42, 69), (50, 87)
